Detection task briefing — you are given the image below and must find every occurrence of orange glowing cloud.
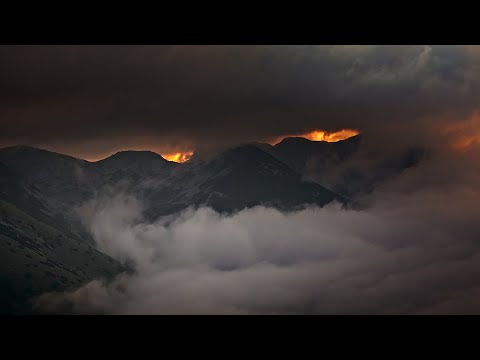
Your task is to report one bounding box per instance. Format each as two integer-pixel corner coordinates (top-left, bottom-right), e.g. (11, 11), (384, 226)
(302, 129), (360, 142)
(441, 112), (480, 152)
(162, 151), (194, 163)
(269, 129), (360, 145)
(450, 134), (480, 151)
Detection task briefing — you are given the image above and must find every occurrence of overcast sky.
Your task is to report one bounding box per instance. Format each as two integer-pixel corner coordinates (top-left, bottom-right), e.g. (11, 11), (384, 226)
(16, 45), (480, 314)
(2, 45), (480, 159)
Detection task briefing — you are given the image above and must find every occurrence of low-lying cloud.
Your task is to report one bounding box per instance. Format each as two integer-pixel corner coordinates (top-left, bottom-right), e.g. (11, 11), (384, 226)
(35, 146), (480, 314)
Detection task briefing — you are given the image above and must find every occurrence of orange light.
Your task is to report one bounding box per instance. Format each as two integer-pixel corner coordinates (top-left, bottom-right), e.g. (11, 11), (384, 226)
(162, 151), (194, 163)
(302, 129), (360, 142)
(269, 129), (360, 145)
(440, 112), (480, 152)
(450, 135), (480, 151)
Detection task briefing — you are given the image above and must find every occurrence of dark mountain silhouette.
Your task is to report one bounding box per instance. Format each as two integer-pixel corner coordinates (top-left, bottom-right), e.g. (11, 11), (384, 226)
(0, 158), (124, 314)
(0, 135), (424, 313)
(251, 135), (363, 174)
(157, 145), (341, 214)
(247, 136), (424, 199)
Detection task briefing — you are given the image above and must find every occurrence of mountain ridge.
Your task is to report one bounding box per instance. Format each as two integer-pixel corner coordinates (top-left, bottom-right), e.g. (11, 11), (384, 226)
(0, 135), (424, 313)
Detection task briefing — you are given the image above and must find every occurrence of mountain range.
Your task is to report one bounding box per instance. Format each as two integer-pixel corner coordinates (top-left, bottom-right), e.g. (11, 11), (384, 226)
(0, 134), (423, 313)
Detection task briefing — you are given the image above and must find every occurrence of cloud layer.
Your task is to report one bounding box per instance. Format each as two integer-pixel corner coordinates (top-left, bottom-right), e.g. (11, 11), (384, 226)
(35, 145), (480, 314)
(2, 45), (480, 158)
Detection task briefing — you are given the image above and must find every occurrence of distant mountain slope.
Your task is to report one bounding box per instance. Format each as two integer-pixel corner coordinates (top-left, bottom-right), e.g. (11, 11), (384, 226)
(0, 160), (87, 241)
(329, 147), (426, 198)
(0, 146), (95, 232)
(0, 151), (125, 314)
(0, 137), (424, 313)
(92, 150), (178, 180)
(0, 143), (346, 313)
(0, 148), (172, 313)
(249, 135), (424, 199)
(0, 198), (124, 314)
(0, 147), (177, 226)
(254, 135), (362, 174)
(1, 137), (422, 219)
(0, 162), (51, 224)
(0, 137), (423, 217)
(146, 145), (342, 216)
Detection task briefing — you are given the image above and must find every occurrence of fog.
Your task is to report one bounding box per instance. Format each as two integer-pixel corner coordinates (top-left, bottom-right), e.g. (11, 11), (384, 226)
(35, 142), (480, 314)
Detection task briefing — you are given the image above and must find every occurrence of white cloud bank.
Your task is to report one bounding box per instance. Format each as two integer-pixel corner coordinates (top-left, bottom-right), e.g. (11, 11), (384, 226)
(35, 152), (480, 314)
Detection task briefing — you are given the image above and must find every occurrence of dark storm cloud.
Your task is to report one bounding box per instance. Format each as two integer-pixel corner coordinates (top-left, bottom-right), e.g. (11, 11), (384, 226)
(1, 45), (480, 158)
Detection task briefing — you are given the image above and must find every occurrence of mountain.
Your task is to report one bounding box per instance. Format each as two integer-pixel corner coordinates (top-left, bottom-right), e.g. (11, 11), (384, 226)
(0, 148), (177, 313)
(0, 143), (347, 313)
(0, 159), (124, 314)
(251, 135), (362, 174)
(0, 137), (423, 224)
(0, 136), (424, 313)
(93, 150), (178, 180)
(0, 161), (51, 224)
(0, 146), (95, 238)
(0, 147), (177, 226)
(248, 136), (424, 199)
(328, 146), (426, 198)
(146, 145), (342, 216)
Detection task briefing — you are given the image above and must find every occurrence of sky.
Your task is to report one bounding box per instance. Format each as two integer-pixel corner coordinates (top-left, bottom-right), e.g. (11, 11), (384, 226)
(2, 45), (480, 160)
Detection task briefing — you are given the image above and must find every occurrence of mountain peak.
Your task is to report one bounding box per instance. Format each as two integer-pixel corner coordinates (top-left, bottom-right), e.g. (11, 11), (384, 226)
(274, 136), (318, 148)
(0, 145), (85, 161)
(0, 146), (89, 176)
(97, 150), (167, 162)
(1, 145), (37, 151)
(276, 134), (362, 146)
